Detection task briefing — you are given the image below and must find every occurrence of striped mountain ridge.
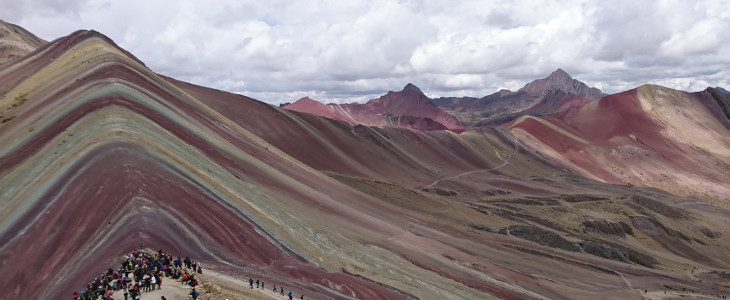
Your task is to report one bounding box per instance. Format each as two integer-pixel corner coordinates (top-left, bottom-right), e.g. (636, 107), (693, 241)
(505, 84), (730, 206)
(0, 30), (413, 299)
(1, 25), (730, 300)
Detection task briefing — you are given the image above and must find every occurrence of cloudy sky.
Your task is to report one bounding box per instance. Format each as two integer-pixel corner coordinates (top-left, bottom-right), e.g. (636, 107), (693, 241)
(2, 0), (729, 104)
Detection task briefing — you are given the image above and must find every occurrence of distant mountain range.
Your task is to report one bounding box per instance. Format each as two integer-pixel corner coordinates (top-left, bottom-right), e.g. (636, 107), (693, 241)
(282, 83), (467, 133)
(283, 68), (606, 130)
(434, 68), (606, 126)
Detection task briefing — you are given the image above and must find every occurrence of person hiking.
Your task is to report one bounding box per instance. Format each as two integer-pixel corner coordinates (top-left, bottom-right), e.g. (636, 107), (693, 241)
(288, 290), (293, 300)
(280, 286), (284, 295)
(249, 278), (254, 289)
(256, 279), (259, 288)
(122, 284), (129, 300)
(189, 288), (199, 300)
(155, 272), (162, 290)
(261, 282), (264, 290)
(145, 274), (152, 292)
(150, 274), (156, 291)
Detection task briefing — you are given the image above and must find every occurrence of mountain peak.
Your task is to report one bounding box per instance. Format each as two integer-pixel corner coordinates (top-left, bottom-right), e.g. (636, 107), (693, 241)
(402, 83), (424, 94)
(295, 96), (317, 103)
(285, 96), (326, 110)
(521, 68), (604, 100)
(548, 68), (572, 80)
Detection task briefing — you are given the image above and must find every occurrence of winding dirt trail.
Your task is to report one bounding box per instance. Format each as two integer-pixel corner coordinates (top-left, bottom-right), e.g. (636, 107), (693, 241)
(112, 269), (282, 300)
(422, 134), (520, 190)
(111, 279), (191, 300)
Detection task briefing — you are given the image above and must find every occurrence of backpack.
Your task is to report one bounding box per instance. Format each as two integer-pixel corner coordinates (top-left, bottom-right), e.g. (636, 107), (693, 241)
(194, 291), (199, 297)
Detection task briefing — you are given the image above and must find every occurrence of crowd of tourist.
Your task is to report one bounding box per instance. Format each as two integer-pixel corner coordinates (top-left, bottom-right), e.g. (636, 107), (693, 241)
(72, 246), (311, 300)
(72, 248), (203, 300)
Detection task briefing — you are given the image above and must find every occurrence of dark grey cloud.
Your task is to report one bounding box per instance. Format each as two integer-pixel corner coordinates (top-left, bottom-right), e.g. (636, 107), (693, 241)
(2, 0), (728, 103)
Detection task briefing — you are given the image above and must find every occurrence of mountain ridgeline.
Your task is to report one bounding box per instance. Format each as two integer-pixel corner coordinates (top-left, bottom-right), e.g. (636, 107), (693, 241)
(283, 83), (467, 133)
(432, 68), (606, 126)
(283, 68), (607, 130)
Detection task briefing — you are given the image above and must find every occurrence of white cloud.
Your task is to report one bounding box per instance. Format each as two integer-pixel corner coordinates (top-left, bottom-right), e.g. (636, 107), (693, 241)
(660, 19), (727, 57)
(443, 74), (484, 89)
(1, 0), (729, 103)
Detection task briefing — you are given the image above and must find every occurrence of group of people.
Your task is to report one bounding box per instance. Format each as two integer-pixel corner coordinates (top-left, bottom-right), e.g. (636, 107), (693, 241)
(248, 277), (304, 300)
(72, 248), (204, 300)
(72, 246), (313, 300)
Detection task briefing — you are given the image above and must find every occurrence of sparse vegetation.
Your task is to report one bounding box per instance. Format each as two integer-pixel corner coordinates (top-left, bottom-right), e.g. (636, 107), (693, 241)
(700, 227), (721, 239)
(12, 93), (28, 107)
(2, 116), (15, 123)
(422, 187), (457, 196)
(559, 194), (608, 202)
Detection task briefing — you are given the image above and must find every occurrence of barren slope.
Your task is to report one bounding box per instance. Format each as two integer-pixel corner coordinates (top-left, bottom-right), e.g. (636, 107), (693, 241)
(506, 85), (730, 206)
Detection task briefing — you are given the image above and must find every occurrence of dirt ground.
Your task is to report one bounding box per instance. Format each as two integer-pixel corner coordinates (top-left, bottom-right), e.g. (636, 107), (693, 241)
(112, 269), (291, 300)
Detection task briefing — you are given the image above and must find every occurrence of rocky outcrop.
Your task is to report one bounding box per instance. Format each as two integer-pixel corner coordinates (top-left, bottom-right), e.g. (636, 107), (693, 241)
(700, 227), (721, 239)
(579, 241), (629, 263)
(631, 195), (687, 219)
(584, 241), (658, 267)
(630, 216), (690, 241)
(705, 87), (730, 125)
(503, 225), (581, 252)
(581, 220), (633, 237)
(559, 194), (609, 202)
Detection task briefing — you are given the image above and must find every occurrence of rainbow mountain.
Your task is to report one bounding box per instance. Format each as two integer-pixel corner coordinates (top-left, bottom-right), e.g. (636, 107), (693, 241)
(1, 22), (730, 299)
